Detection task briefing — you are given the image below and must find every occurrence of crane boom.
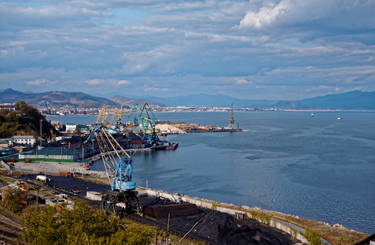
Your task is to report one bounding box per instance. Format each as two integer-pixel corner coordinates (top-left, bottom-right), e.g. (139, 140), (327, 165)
(96, 104), (125, 128)
(117, 104), (124, 123)
(129, 103), (160, 145)
(92, 123), (141, 214)
(96, 104), (106, 124)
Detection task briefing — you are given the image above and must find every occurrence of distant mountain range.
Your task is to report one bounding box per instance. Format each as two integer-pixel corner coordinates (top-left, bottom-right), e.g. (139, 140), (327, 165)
(275, 90), (375, 110)
(0, 88), (374, 109)
(144, 94), (277, 107)
(0, 88), (118, 108)
(146, 91), (375, 109)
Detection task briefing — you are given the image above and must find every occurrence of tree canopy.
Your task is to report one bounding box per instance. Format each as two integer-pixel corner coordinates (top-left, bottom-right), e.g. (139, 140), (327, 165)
(0, 101), (56, 138)
(21, 200), (155, 245)
(1, 187), (28, 212)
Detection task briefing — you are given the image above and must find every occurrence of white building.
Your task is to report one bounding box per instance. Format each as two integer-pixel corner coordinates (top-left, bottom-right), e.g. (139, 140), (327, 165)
(0, 103), (16, 111)
(65, 124), (77, 133)
(12, 135), (36, 146)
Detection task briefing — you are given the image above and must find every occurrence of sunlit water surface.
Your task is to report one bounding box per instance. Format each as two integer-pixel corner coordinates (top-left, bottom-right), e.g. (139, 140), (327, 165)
(49, 111), (375, 233)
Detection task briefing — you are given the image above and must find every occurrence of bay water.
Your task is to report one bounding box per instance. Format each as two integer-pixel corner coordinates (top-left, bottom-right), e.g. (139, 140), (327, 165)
(49, 111), (375, 233)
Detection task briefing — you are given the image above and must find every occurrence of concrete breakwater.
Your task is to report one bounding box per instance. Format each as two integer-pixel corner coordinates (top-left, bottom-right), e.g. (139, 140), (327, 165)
(137, 186), (332, 245)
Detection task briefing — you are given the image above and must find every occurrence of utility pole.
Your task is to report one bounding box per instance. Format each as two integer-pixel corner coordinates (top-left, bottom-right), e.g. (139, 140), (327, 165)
(82, 144), (84, 160)
(39, 119), (43, 138)
(166, 212), (170, 245)
(155, 229), (158, 245)
(39, 119), (43, 146)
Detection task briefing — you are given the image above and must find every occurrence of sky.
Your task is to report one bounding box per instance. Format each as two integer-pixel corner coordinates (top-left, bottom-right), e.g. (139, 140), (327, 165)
(0, 0), (374, 100)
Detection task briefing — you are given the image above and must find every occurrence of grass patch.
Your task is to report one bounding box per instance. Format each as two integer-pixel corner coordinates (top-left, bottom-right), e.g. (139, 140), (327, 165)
(249, 209), (271, 225)
(211, 201), (218, 210)
(0, 174), (16, 184)
(270, 212), (367, 245)
(304, 228), (323, 245)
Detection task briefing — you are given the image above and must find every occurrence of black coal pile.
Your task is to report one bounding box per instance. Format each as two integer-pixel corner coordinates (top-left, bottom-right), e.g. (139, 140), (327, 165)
(216, 214), (291, 245)
(173, 211), (292, 244)
(139, 194), (175, 206)
(139, 194), (293, 245)
(19, 174), (109, 196)
(143, 203), (201, 219)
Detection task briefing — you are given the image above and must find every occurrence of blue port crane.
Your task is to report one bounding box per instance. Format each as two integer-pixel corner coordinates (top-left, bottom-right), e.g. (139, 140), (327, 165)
(92, 125), (141, 214)
(129, 103), (160, 146)
(95, 102), (160, 146)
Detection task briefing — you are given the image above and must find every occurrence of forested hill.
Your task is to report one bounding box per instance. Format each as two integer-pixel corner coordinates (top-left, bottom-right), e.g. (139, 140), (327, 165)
(0, 88), (118, 108)
(0, 101), (57, 138)
(274, 90), (375, 109)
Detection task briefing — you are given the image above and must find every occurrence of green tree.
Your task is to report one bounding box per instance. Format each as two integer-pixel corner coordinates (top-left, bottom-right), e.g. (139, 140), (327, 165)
(21, 200), (155, 245)
(0, 187), (28, 212)
(0, 101), (58, 138)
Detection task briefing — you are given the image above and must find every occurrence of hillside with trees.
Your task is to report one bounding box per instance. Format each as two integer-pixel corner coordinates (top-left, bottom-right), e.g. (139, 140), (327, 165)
(0, 101), (56, 138)
(0, 88), (118, 108)
(21, 201), (154, 245)
(0, 188), (155, 245)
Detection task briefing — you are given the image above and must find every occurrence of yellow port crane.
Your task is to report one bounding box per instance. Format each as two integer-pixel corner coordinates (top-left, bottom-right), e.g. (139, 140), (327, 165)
(96, 104), (107, 124)
(96, 104), (125, 126)
(115, 104), (124, 125)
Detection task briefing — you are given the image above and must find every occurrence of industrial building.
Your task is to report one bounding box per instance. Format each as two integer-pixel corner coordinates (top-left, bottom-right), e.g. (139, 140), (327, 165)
(12, 136), (36, 146)
(19, 147), (80, 162)
(0, 103), (16, 111)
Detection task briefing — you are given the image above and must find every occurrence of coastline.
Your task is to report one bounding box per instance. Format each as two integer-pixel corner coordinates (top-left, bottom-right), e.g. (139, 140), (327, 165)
(5, 163), (368, 245)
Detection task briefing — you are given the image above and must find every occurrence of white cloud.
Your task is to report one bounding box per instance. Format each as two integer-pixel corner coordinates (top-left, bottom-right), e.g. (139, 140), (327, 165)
(238, 0), (375, 30)
(85, 79), (102, 85)
(26, 79), (48, 86)
(1, 0), (375, 100)
(117, 80), (130, 85)
(235, 78), (250, 85)
(305, 85), (338, 93)
(239, 2), (288, 29)
(123, 45), (181, 74)
(143, 85), (168, 92)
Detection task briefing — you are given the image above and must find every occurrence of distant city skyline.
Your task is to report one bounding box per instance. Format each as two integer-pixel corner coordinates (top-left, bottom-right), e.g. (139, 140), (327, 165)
(0, 0), (374, 100)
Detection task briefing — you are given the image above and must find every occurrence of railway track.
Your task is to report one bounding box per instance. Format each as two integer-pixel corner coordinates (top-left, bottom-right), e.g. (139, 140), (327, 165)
(0, 212), (22, 245)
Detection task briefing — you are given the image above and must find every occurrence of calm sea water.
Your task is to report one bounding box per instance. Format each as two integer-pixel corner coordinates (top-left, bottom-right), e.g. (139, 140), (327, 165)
(49, 111), (375, 233)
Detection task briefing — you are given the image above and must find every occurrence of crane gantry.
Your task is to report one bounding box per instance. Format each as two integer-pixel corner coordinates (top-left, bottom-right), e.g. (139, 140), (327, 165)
(92, 124), (141, 215)
(129, 103), (160, 146)
(96, 103), (160, 146)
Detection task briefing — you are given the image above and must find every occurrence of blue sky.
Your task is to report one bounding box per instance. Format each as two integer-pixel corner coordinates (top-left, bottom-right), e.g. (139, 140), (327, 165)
(0, 0), (374, 100)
